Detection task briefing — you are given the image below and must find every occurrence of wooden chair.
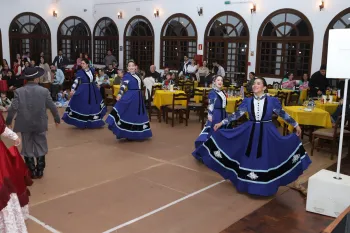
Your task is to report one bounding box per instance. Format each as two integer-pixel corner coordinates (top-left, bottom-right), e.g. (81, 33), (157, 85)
(104, 87), (115, 106)
(183, 80), (194, 96)
(288, 91), (301, 106)
(199, 91), (209, 129)
(223, 78), (231, 87)
(311, 116), (350, 160)
(145, 89), (161, 122)
(41, 83), (51, 90)
(165, 93), (190, 127)
(276, 91), (288, 106)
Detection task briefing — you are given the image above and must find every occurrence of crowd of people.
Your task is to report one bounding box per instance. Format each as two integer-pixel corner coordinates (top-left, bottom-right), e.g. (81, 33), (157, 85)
(1, 46), (349, 232)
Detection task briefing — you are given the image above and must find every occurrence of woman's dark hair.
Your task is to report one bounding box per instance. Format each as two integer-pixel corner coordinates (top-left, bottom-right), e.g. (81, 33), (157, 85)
(303, 73), (309, 81)
(81, 58), (90, 64)
(254, 77), (267, 87)
(286, 72), (293, 78)
(249, 72), (255, 76)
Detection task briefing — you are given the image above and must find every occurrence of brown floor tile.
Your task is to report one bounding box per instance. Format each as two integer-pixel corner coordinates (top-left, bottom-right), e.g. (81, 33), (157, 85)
(26, 219), (53, 233)
(135, 163), (222, 194)
(116, 182), (287, 233)
(29, 142), (159, 205)
(30, 176), (184, 233)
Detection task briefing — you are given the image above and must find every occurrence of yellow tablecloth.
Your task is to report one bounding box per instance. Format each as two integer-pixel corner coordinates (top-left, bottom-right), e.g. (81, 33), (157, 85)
(153, 90), (187, 109)
(280, 106), (332, 131)
(193, 87), (212, 103)
(113, 85), (121, 96)
(226, 97), (242, 113)
(315, 101), (338, 114)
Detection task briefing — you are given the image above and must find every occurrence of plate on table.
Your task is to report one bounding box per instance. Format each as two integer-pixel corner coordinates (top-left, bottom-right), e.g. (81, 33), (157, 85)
(303, 108), (313, 112)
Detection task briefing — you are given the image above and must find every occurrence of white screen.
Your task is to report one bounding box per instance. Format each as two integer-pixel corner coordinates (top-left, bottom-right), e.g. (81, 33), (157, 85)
(326, 29), (350, 79)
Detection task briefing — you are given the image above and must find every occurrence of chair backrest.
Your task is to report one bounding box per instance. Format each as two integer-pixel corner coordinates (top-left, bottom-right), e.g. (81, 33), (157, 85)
(223, 78), (231, 87)
(234, 99), (243, 112)
(172, 93), (189, 108)
(193, 88), (204, 97)
(288, 91), (300, 106)
(183, 81), (194, 94)
(104, 87), (114, 99)
(276, 91), (288, 106)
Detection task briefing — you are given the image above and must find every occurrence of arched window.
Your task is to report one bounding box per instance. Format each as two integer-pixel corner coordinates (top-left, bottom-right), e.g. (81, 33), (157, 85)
(256, 9), (313, 78)
(9, 12), (51, 63)
(322, 8), (350, 65)
(124, 16), (154, 71)
(93, 17), (119, 65)
(58, 16), (91, 63)
(160, 14), (197, 70)
(205, 11), (249, 80)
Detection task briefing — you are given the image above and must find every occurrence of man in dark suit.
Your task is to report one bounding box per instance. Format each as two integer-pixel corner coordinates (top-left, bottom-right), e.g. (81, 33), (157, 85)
(309, 64), (329, 97)
(6, 67), (60, 179)
(52, 50), (69, 72)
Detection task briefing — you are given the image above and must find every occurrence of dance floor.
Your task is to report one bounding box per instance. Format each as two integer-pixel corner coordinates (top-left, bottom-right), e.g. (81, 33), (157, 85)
(2, 108), (341, 233)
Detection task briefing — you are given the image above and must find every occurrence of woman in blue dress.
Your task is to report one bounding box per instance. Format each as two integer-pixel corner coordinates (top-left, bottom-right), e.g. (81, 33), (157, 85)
(194, 75), (227, 153)
(62, 58), (106, 128)
(106, 61), (152, 140)
(193, 77), (311, 196)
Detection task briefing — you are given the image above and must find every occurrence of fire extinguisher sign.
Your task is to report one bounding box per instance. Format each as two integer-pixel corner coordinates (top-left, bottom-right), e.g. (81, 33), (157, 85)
(198, 44), (202, 50)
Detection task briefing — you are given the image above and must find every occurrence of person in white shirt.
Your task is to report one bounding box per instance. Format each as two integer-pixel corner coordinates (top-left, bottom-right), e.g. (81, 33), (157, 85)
(212, 61), (226, 78)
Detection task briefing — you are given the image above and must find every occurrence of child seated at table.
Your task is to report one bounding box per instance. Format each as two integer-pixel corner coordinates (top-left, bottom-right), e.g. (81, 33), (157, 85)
(0, 91), (11, 111)
(55, 89), (70, 108)
(281, 72), (297, 90)
(162, 73), (174, 89)
(98, 70), (110, 86)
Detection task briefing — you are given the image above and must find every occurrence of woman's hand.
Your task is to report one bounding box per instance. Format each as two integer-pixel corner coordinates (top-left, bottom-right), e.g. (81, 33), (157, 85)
(208, 115), (213, 122)
(14, 137), (21, 147)
(295, 125), (302, 137)
(214, 122), (223, 131)
(116, 95), (121, 101)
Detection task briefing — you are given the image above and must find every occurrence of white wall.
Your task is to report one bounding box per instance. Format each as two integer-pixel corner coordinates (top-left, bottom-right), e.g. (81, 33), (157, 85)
(1, 0), (350, 81)
(0, 0), (94, 63)
(92, 0), (350, 80)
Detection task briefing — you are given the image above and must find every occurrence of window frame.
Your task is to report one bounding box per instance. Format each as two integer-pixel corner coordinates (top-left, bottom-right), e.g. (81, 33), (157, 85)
(8, 12), (52, 64)
(256, 9), (314, 79)
(123, 15), (154, 71)
(160, 13), (198, 70)
(93, 17), (119, 65)
(204, 11), (250, 81)
(57, 16), (91, 63)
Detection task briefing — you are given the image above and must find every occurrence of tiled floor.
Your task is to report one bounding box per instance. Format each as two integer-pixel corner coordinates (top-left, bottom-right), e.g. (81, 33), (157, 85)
(3, 108), (338, 233)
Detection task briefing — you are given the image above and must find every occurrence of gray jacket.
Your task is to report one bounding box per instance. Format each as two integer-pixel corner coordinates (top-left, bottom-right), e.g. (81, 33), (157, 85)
(6, 83), (60, 133)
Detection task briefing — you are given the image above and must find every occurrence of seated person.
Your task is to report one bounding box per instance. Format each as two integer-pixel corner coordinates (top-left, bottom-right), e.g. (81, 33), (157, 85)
(0, 91), (11, 111)
(105, 64), (116, 78)
(281, 72), (296, 90)
(55, 89), (70, 108)
(113, 70), (124, 85)
(299, 73), (309, 90)
(162, 73), (174, 89)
